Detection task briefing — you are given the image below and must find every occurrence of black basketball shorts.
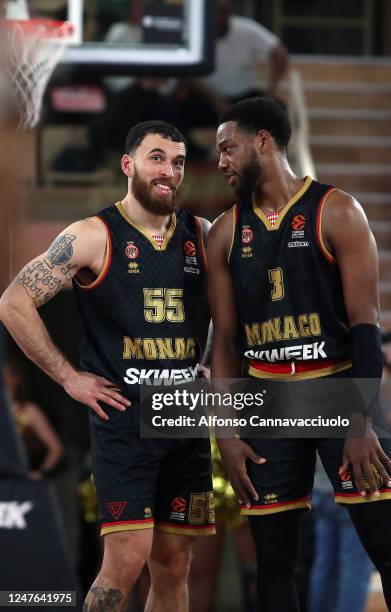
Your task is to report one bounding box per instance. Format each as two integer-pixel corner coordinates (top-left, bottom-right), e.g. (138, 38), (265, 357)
(89, 402), (215, 537)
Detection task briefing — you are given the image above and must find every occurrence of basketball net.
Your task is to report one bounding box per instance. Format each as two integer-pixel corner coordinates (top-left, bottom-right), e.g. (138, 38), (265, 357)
(0, 18), (73, 130)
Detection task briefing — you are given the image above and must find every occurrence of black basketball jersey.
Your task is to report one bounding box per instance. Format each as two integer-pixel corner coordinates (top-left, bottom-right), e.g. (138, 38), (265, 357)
(229, 177), (352, 380)
(73, 203), (208, 399)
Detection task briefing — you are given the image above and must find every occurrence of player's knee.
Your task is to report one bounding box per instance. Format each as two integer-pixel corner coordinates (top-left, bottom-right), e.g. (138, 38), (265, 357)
(101, 531), (151, 581)
(150, 545), (192, 585)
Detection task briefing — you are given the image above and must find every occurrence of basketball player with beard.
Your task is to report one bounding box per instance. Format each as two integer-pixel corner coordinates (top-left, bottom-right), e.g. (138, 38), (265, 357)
(0, 121), (215, 612)
(207, 97), (391, 611)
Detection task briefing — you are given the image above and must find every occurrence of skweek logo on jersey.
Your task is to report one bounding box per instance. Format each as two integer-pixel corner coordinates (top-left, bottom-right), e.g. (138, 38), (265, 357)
(184, 241), (200, 274)
(245, 342), (327, 362)
(0, 501), (33, 529)
(125, 241), (139, 259)
(170, 496), (187, 521)
(241, 225), (254, 244)
(124, 363), (199, 385)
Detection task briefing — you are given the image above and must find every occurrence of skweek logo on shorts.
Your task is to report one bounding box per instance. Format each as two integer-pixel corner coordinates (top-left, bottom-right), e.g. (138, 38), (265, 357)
(124, 363), (199, 385)
(184, 241), (200, 274)
(170, 497), (187, 521)
(288, 215), (309, 248)
(107, 501), (127, 520)
(0, 501), (33, 529)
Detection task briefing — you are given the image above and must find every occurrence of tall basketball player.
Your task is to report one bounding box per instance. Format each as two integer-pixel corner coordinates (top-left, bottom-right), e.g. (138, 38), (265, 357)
(207, 96), (391, 611)
(0, 120), (215, 612)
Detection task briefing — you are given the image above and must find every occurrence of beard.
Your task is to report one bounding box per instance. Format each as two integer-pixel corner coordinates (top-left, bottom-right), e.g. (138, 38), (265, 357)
(131, 167), (179, 216)
(234, 151), (261, 204)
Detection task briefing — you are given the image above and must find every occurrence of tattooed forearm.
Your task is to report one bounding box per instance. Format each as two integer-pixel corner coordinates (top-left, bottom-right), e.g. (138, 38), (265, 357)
(45, 233), (76, 268)
(83, 586), (124, 612)
(16, 260), (76, 304)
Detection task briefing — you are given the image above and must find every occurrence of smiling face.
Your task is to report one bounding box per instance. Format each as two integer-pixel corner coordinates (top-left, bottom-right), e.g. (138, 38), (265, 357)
(216, 121), (262, 202)
(125, 133), (186, 215)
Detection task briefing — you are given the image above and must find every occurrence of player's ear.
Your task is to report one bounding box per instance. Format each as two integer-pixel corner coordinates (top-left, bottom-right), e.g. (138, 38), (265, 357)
(121, 153), (134, 177)
(256, 129), (271, 153)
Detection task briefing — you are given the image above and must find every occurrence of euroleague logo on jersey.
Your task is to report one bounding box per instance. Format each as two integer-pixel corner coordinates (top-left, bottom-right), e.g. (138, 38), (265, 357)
(292, 215), (306, 231)
(125, 241), (139, 259)
(241, 226), (254, 244)
(184, 241), (196, 257)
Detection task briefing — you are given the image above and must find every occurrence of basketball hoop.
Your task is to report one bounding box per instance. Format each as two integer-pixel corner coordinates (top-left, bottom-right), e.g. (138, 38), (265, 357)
(0, 19), (74, 130)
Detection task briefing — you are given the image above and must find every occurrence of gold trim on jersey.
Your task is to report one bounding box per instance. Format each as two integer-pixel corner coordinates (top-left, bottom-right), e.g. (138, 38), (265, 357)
(241, 499), (311, 516)
(227, 204), (238, 262)
(116, 201), (176, 251)
(248, 360), (352, 381)
(74, 216), (112, 290)
(317, 187), (337, 263)
(252, 176), (313, 231)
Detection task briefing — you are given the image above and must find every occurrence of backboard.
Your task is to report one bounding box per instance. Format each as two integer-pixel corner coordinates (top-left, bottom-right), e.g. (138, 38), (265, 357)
(16, 0), (216, 75)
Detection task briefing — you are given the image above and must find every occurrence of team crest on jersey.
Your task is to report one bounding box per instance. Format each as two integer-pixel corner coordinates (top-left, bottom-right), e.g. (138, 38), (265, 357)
(125, 241), (139, 259)
(241, 226), (254, 244)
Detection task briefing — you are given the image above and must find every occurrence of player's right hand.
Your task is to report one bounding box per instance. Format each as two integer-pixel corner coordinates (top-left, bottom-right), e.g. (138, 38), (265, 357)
(64, 371), (131, 420)
(217, 438), (266, 508)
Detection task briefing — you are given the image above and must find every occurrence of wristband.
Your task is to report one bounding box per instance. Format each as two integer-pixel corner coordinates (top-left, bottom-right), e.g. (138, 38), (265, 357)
(351, 323), (383, 417)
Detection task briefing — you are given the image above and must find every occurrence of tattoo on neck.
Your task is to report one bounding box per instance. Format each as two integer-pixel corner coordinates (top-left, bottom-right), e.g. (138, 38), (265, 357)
(83, 586), (124, 611)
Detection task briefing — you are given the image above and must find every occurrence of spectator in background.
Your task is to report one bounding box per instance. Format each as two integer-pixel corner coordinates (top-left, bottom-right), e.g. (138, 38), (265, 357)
(4, 358), (63, 479)
(307, 459), (373, 612)
(177, 0), (288, 131)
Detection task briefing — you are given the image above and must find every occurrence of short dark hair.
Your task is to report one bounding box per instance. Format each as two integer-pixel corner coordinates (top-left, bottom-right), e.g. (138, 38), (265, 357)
(125, 120), (187, 154)
(218, 96), (292, 149)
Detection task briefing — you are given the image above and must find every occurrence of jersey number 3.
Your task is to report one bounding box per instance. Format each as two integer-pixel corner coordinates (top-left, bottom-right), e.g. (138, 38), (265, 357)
(144, 288), (185, 323)
(268, 267), (285, 301)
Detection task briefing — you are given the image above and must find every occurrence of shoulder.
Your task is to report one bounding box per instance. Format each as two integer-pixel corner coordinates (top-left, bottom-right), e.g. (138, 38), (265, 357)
(208, 206), (237, 257)
(195, 216), (211, 242)
(322, 188), (368, 225)
(65, 216), (108, 247)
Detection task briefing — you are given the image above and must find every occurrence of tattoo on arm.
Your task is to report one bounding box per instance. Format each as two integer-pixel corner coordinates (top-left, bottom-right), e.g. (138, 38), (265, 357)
(83, 586), (124, 612)
(45, 234), (76, 268)
(16, 260), (76, 304)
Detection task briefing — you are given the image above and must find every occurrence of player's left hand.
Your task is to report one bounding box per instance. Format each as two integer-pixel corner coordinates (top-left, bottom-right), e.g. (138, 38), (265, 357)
(341, 413), (391, 496)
